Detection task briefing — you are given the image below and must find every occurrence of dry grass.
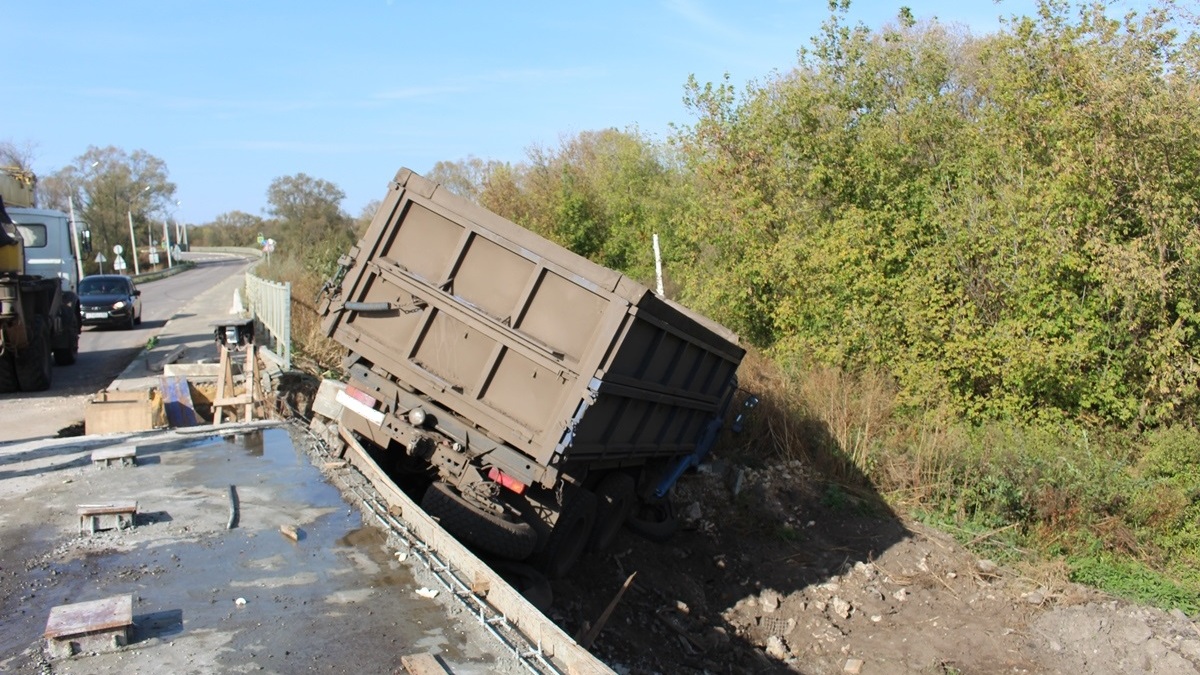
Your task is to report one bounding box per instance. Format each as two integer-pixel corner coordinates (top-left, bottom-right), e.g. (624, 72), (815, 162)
(255, 255), (345, 373)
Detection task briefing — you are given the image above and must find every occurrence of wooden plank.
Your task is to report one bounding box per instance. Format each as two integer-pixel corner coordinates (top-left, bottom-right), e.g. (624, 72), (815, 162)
(84, 390), (155, 434)
(44, 595), (133, 638)
(78, 501), (138, 516)
(399, 652), (450, 675)
(91, 446), (136, 462)
(160, 376), (199, 427)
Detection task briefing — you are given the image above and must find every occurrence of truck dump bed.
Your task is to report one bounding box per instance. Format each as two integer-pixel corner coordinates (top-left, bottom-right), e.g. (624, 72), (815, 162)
(323, 168), (744, 470)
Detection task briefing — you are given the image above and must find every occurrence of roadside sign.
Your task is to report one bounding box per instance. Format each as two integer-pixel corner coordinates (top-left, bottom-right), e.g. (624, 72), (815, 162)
(149, 251), (160, 265)
(94, 252), (107, 264)
(257, 233), (264, 245)
(113, 255), (127, 271)
(263, 238), (276, 253)
(113, 244), (123, 255)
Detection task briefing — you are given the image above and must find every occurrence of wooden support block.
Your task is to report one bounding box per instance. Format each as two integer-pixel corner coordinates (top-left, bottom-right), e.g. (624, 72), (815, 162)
(84, 390), (155, 434)
(91, 445), (137, 468)
(44, 594), (133, 659)
(400, 652), (451, 675)
(78, 501), (138, 534)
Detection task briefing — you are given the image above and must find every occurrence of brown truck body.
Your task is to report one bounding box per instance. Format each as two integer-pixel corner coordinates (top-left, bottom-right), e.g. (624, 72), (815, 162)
(321, 167), (744, 574)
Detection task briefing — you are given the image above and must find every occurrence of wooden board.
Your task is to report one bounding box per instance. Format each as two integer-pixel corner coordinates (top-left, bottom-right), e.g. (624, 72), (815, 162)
(91, 445), (136, 465)
(44, 595), (133, 638)
(84, 390), (155, 434)
(399, 652), (450, 674)
(77, 500), (138, 517)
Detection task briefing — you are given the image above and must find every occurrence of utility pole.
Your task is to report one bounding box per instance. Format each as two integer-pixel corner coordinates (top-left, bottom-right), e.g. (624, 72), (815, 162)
(127, 211), (140, 275)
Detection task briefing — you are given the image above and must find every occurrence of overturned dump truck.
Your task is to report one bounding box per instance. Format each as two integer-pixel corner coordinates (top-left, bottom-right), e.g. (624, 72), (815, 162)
(320, 168), (745, 578)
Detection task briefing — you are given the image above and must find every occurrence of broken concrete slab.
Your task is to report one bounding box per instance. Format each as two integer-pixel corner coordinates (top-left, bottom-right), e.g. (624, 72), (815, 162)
(43, 594), (133, 659)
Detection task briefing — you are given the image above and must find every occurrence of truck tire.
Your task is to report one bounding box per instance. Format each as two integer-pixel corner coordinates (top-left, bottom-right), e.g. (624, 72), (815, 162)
(0, 351), (17, 393)
(421, 481), (537, 561)
(588, 472), (636, 552)
(490, 561), (553, 612)
(533, 487), (597, 579)
(626, 494), (680, 543)
(15, 317), (53, 392)
(53, 306), (79, 365)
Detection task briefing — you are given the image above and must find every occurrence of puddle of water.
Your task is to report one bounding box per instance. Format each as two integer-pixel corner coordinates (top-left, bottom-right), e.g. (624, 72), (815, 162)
(337, 526), (415, 588)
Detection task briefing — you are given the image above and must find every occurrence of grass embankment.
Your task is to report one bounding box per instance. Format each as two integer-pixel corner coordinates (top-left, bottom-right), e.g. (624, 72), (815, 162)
(259, 249), (1199, 616)
(732, 351), (1200, 614)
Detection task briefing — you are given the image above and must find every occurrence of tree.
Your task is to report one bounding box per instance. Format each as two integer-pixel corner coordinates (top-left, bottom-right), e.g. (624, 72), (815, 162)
(671, 0), (1200, 427)
(474, 128), (692, 288)
(427, 156), (505, 202)
(41, 146), (176, 273)
(355, 200), (379, 238)
(190, 210), (264, 248)
(265, 173), (353, 275)
(0, 140), (36, 171)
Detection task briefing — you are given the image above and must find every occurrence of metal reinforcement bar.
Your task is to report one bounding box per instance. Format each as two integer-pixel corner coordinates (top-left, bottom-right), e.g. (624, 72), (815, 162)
(244, 272), (291, 370)
(350, 484), (563, 675)
(327, 426), (615, 675)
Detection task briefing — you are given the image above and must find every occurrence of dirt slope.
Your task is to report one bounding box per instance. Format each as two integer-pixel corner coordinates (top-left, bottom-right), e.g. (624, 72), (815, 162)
(554, 458), (1200, 674)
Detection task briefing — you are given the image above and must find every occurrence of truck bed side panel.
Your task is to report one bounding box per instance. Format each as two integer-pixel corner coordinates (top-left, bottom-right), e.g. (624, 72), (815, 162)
(324, 168), (744, 469)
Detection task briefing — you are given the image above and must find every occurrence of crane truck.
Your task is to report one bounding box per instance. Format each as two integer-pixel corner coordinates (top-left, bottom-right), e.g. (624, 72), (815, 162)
(0, 167), (82, 392)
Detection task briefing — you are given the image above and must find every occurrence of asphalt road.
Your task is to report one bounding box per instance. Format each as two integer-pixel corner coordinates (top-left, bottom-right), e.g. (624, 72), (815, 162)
(0, 252), (254, 443)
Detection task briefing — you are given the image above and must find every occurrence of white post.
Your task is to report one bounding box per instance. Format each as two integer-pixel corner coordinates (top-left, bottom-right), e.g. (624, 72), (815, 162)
(652, 233), (664, 296)
(163, 220), (172, 267)
(127, 211), (140, 276)
(68, 197), (84, 286)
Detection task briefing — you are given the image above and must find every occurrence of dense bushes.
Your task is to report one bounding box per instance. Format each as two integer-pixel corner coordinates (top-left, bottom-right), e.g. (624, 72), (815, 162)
(213, 0), (1200, 611)
(675, 1), (1200, 429)
(454, 1), (1200, 609)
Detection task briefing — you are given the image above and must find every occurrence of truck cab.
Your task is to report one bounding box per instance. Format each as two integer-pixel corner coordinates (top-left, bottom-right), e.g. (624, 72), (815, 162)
(0, 169), (84, 392)
(5, 207), (83, 294)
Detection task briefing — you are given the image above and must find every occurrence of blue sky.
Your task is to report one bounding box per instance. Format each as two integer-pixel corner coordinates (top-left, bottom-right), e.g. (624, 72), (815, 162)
(6, 1), (1045, 226)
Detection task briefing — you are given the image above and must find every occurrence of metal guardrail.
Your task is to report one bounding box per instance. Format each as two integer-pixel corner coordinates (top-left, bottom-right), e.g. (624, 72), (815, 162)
(188, 247), (291, 371)
(245, 272), (291, 371)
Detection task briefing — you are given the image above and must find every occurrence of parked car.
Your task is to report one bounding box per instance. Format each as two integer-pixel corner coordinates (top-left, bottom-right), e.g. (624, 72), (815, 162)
(78, 274), (142, 329)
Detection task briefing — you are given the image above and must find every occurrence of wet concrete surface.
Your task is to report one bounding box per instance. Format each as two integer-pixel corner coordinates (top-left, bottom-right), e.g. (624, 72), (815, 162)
(0, 425), (527, 674)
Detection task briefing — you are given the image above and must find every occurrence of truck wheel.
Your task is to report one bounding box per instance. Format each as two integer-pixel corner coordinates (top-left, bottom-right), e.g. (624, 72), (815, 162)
(588, 472), (636, 552)
(626, 494), (680, 543)
(54, 307), (79, 365)
(0, 351), (17, 393)
(421, 481), (537, 561)
(15, 317), (53, 392)
(490, 561), (553, 612)
(533, 487), (597, 579)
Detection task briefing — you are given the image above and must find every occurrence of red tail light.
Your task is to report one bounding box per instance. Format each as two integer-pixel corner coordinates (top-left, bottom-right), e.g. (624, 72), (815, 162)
(344, 385), (377, 408)
(488, 467), (526, 495)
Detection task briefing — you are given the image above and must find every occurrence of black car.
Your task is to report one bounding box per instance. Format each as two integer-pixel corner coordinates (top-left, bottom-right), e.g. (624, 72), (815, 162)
(78, 274), (143, 329)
